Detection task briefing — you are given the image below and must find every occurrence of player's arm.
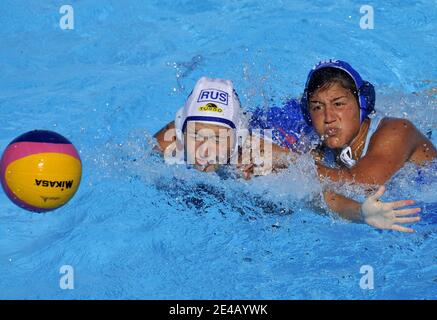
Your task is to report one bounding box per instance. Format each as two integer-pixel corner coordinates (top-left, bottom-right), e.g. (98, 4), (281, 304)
(153, 121), (176, 153)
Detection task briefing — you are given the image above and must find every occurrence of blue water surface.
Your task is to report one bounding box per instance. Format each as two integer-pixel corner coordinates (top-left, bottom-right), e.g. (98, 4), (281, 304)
(0, 0), (436, 299)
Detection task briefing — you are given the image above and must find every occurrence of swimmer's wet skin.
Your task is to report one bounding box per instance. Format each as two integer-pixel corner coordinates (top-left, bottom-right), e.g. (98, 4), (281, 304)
(300, 60), (437, 232)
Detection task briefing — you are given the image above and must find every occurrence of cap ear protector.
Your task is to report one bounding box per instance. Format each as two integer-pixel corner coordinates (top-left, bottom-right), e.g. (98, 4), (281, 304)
(359, 81), (375, 121)
(300, 60), (375, 125)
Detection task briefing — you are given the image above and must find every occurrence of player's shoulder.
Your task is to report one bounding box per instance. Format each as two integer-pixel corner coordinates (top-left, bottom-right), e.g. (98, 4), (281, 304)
(377, 117), (417, 135)
(368, 117), (420, 154)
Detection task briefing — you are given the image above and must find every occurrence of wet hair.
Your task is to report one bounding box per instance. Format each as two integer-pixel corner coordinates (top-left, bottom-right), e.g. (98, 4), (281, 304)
(307, 67), (359, 103)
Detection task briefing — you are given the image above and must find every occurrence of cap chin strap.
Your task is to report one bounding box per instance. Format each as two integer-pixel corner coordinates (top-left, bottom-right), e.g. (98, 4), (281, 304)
(338, 117), (372, 168)
(175, 107), (184, 143)
(339, 146), (356, 168)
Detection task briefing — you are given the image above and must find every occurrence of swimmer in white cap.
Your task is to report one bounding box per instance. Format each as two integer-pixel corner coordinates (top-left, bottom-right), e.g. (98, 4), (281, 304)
(154, 77), (289, 176)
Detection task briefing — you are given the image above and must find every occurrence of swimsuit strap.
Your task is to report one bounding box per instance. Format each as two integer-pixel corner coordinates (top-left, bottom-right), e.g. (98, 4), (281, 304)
(361, 116), (384, 158)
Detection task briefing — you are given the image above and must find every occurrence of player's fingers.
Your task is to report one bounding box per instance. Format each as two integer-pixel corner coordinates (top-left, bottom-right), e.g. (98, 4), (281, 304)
(394, 216), (421, 224)
(369, 185), (385, 201)
(236, 163), (252, 170)
(243, 170), (253, 180)
(390, 225), (415, 233)
(387, 200), (416, 210)
(394, 207), (421, 216)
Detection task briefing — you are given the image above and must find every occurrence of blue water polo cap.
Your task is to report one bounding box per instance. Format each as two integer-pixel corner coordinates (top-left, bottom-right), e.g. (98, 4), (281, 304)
(300, 60), (375, 125)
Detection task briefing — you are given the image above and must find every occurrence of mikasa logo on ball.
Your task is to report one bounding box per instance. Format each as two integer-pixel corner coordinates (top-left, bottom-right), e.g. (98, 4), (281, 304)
(35, 179), (74, 190)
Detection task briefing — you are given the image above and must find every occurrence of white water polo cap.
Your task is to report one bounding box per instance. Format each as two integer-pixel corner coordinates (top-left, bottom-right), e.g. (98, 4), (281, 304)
(175, 77), (247, 159)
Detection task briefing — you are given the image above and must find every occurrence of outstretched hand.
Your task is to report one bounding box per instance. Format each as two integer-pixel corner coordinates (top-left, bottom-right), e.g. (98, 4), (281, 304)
(361, 185), (421, 233)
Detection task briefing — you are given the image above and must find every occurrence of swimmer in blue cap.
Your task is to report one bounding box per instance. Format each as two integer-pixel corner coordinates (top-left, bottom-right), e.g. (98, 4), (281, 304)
(300, 60), (437, 232)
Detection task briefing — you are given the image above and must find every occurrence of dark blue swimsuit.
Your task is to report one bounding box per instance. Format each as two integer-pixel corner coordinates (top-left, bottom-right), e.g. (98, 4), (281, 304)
(249, 99), (316, 152)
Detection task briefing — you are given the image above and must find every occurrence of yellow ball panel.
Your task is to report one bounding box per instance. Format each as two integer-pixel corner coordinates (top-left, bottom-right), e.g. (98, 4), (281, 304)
(5, 153), (82, 209)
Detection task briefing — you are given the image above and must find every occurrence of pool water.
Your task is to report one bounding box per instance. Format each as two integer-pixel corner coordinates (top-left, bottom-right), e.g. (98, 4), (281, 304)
(0, 0), (436, 299)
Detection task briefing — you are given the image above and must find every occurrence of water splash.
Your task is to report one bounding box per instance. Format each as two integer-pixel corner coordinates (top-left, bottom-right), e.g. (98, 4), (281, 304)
(86, 129), (324, 220)
(167, 55), (204, 93)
